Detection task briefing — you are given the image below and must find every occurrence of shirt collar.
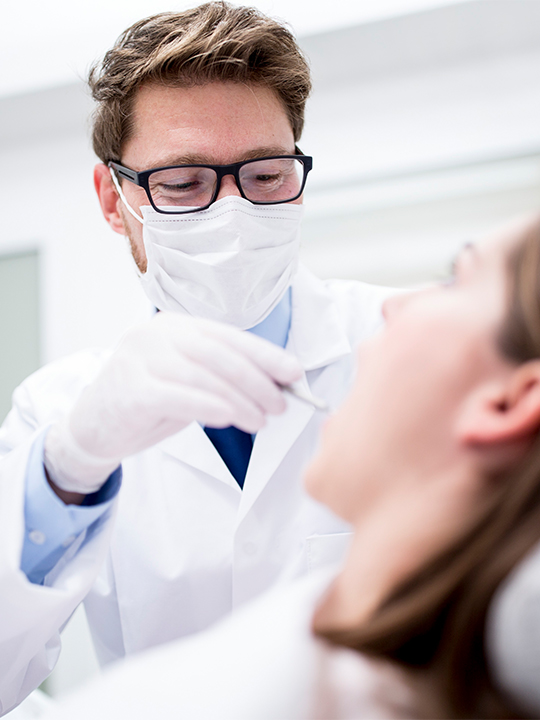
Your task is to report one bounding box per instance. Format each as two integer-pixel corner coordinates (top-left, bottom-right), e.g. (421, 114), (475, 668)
(246, 287), (291, 349)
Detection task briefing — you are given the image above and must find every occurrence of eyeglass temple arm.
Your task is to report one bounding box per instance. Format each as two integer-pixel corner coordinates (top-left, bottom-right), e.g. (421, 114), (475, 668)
(109, 161), (138, 183)
(108, 165), (144, 225)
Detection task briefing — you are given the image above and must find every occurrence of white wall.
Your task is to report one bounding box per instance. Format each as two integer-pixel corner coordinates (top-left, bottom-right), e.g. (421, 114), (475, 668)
(0, 120), (151, 365)
(1, 0), (539, 363)
(299, 0), (540, 285)
(2, 0), (540, 700)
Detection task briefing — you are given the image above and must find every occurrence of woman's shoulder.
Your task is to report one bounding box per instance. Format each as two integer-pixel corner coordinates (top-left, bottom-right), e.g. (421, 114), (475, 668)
(42, 571), (408, 720)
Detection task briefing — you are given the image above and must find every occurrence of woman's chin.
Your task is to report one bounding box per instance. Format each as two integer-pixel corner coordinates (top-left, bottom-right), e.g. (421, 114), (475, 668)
(303, 413), (346, 502)
(302, 457), (320, 499)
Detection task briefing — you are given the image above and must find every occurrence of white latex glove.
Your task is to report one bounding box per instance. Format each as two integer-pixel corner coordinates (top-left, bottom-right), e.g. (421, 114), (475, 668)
(44, 313), (302, 494)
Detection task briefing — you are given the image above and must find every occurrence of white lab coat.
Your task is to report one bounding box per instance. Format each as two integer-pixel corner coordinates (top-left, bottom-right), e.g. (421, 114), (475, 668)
(41, 570), (410, 720)
(0, 265), (392, 715)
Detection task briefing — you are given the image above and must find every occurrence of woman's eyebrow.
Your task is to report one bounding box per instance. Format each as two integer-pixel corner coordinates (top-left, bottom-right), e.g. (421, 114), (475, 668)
(456, 242), (477, 267)
(449, 242), (477, 279)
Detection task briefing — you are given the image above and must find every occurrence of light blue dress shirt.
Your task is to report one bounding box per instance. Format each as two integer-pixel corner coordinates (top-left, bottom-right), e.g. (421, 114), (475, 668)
(22, 430), (122, 585)
(21, 288), (292, 584)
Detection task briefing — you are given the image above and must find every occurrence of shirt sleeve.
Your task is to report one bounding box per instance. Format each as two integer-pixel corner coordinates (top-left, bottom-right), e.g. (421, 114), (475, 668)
(20, 428), (122, 585)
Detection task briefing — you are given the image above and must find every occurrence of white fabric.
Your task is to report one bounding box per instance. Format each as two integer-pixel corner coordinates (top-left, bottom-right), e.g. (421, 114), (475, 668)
(487, 539), (540, 716)
(43, 314), (302, 493)
(0, 266), (393, 715)
(41, 570), (409, 720)
(137, 196), (303, 329)
(6, 689), (54, 719)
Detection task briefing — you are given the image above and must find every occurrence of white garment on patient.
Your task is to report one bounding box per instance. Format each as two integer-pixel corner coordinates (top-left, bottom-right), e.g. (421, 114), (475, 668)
(487, 539), (540, 716)
(42, 570), (411, 720)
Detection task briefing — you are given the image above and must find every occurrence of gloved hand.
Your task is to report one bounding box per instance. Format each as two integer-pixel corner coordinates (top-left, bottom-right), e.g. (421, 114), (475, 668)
(44, 313), (302, 495)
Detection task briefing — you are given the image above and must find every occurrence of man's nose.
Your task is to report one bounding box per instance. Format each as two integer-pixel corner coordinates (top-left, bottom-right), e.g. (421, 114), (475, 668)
(215, 173), (242, 201)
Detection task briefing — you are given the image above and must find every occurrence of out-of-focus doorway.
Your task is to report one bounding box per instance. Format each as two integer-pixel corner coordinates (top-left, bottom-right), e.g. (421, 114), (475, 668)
(0, 251), (41, 423)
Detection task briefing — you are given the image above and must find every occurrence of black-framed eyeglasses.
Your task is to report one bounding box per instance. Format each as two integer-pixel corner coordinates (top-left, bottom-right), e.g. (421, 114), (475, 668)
(108, 151), (313, 215)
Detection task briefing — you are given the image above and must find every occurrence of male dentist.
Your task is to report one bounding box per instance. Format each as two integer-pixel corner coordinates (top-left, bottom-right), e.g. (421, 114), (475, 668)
(0, 3), (390, 714)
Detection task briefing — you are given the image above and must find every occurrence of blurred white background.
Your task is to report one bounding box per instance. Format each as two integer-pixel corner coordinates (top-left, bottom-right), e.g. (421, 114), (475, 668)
(0, 0), (469, 95)
(2, 0), (540, 708)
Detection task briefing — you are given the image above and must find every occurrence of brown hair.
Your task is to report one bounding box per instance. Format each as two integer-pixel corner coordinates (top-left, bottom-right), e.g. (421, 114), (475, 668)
(87, 2), (311, 164)
(317, 218), (540, 719)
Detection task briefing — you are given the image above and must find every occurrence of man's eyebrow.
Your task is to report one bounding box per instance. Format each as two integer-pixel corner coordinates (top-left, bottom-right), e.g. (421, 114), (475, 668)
(237, 147), (296, 162)
(144, 147), (295, 169)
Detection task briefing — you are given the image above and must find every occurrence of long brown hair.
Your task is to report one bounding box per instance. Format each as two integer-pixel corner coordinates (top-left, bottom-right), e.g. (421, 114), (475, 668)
(317, 219), (540, 719)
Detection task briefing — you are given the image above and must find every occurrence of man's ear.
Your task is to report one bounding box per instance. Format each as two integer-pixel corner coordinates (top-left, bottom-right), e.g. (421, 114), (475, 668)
(457, 361), (540, 447)
(94, 164), (126, 235)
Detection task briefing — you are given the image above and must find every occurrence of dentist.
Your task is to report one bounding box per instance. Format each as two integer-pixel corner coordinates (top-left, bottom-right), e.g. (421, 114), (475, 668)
(0, 3), (391, 714)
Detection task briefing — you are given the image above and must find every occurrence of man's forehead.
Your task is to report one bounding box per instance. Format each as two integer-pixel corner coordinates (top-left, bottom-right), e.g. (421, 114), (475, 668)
(122, 81), (296, 168)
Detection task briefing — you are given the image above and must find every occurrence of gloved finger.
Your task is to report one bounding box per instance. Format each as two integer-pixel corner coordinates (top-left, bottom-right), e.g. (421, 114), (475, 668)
(136, 313), (299, 411)
(172, 336), (287, 414)
(152, 380), (266, 434)
(149, 355), (281, 422)
(202, 321), (303, 384)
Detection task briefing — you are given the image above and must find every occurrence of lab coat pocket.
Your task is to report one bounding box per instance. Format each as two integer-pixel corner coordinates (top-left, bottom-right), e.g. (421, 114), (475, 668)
(305, 532), (352, 574)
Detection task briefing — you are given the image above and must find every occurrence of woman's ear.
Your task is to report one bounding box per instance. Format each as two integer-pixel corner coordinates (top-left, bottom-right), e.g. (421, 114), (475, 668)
(94, 164), (127, 235)
(457, 360), (540, 447)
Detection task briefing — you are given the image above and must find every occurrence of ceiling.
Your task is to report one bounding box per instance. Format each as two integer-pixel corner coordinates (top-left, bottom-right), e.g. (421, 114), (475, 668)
(3, 0), (470, 97)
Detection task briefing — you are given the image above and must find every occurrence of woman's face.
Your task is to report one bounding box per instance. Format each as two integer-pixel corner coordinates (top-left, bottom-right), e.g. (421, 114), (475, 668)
(305, 221), (527, 525)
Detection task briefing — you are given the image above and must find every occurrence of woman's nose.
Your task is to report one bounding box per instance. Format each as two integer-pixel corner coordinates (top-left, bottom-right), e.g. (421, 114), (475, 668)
(215, 173), (242, 201)
(382, 290), (414, 321)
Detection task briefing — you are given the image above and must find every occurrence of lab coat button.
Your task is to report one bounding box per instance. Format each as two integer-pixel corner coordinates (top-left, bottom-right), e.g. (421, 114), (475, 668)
(29, 530), (46, 545)
(243, 542), (257, 556)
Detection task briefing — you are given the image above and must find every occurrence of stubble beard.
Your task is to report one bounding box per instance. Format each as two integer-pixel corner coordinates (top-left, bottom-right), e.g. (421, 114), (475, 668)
(119, 205), (148, 273)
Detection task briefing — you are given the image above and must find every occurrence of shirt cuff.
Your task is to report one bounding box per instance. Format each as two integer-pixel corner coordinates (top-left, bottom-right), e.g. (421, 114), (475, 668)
(21, 427), (122, 584)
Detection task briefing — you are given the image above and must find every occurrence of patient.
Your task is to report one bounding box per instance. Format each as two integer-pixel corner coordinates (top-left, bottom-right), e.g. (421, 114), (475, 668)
(42, 216), (540, 719)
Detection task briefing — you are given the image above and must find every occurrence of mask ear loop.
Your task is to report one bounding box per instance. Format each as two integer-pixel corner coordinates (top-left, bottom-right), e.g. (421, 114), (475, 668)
(109, 167), (144, 225)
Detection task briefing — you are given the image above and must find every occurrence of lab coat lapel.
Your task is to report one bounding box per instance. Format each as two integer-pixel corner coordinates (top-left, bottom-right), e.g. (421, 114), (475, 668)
(159, 421), (240, 491)
(238, 264), (352, 520)
(289, 265), (352, 371)
(239, 376), (314, 517)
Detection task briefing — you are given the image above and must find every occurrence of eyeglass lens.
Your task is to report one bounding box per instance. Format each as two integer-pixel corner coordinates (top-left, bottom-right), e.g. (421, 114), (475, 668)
(147, 158), (305, 211)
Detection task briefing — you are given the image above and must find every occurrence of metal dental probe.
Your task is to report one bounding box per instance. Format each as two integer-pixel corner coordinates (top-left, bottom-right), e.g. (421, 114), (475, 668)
(277, 383), (329, 411)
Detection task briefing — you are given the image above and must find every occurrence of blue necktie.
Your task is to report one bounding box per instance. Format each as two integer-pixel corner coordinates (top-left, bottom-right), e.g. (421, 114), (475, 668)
(204, 426), (253, 488)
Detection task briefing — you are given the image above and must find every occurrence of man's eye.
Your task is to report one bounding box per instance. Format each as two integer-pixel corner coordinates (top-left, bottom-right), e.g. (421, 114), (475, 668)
(254, 173), (281, 183)
(162, 181), (199, 191)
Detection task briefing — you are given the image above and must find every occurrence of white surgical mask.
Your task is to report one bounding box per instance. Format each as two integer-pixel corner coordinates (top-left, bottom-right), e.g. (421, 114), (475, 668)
(113, 178), (303, 329)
